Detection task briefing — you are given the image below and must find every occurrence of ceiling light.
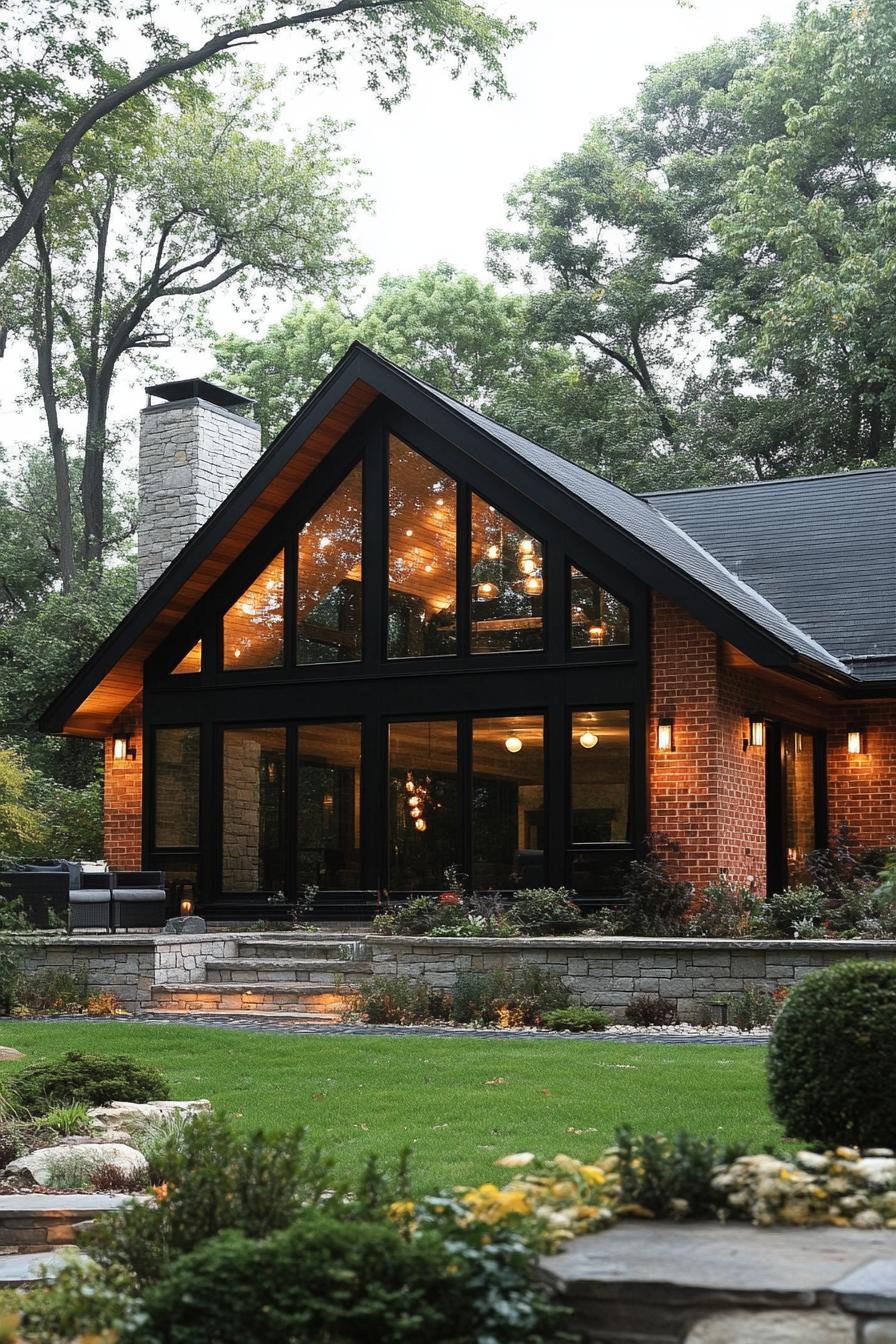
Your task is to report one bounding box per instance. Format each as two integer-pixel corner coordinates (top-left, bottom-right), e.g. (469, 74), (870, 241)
(579, 730), (599, 750)
(504, 735), (523, 754)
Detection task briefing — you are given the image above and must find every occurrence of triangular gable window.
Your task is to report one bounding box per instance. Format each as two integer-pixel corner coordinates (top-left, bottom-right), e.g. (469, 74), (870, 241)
(387, 436), (457, 658)
(222, 552), (285, 670)
(172, 640), (202, 675)
(569, 565), (630, 647)
(298, 461), (363, 664)
(471, 495), (544, 653)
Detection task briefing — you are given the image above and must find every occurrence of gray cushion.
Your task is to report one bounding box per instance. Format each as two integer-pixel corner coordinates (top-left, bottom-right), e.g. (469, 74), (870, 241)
(113, 889), (165, 902)
(57, 860), (82, 891)
(69, 891), (112, 905)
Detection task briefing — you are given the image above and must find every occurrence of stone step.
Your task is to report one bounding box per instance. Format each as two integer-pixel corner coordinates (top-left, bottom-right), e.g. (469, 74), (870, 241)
(0, 1193), (134, 1254)
(234, 938), (367, 961)
(144, 1008), (342, 1022)
(150, 982), (358, 1014)
(0, 1249), (78, 1286)
(205, 958), (373, 984)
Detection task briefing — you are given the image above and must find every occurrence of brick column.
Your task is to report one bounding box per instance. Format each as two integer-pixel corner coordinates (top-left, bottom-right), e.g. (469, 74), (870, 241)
(103, 697), (143, 869)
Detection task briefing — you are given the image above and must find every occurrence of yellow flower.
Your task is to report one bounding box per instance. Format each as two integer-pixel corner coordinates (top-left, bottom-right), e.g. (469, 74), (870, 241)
(579, 1165), (607, 1186)
(388, 1200), (415, 1220)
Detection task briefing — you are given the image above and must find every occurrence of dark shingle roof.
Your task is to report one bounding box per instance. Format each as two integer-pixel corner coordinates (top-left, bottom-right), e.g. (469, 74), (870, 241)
(643, 470), (896, 683)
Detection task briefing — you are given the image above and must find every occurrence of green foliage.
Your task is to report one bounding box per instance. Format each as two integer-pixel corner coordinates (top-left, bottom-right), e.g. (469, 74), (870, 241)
(41, 1101), (92, 1137)
(540, 1006), (611, 1033)
(0, 748), (42, 857)
(14, 969), (89, 1015)
(6, 1050), (168, 1115)
(768, 960), (896, 1148)
(356, 976), (450, 1025)
(511, 888), (582, 934)
(621, 837), (693, 937)
(372, 894), (463, 936)
(725, 987), (779, 1032)
(18, 1256), (136, 1344)
(611, 1128), (747, 1220)
(760, 886), (825, 938)
(624, 995), (677, 1028)
(451, 965), (571, 1026)
(82, 1111), (336, 1284)
(0, 943), (23, 1014)
(686, 876), (761, 938)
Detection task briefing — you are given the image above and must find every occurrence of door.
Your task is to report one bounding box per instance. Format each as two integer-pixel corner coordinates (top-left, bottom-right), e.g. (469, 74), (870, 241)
(766, 724), (827, 895)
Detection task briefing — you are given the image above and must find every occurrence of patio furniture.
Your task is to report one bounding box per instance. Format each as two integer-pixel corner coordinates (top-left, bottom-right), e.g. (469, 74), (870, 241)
(0, 870), (69, 929)
(69, 874), (114, 931)
(112, 871), (167, 931)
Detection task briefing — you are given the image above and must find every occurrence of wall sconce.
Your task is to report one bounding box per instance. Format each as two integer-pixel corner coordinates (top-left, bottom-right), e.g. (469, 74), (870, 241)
(657, 718), (675, 752)
(112, 735), (136, 762)
(847, 728), (865, 755)
(744, 716), (764, 750)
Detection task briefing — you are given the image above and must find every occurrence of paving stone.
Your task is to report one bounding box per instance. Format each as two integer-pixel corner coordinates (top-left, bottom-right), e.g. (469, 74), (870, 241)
(835, 1261), (896, 1315)
(864, 1322), (896, 1343)
(686, 1311), (856, 1343)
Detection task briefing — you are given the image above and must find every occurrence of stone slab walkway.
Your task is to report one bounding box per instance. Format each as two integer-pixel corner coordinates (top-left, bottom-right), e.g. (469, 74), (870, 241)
(17, 1013), (770, 1045)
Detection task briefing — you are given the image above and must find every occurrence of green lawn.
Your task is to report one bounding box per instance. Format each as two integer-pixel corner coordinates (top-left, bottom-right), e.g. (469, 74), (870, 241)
(0, 1023), (781, 1190)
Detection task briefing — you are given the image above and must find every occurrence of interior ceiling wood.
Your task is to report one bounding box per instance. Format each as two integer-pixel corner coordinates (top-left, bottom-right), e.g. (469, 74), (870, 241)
(63, 380), (378, 736)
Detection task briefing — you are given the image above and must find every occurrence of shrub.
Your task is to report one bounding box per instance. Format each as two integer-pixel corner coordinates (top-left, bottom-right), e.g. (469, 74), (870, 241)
(0, 897), (35, 933)
(0, 943), (22, 1015)
(355, 976), (450, 1025)
(621, 835), (693, 936)
(14, 968), (89, 1015)
(610, 1128), (746, 1220)
(760, 886), (825, 938)
(767, 960), (896, 1147)
(541, 1006), (611, 1032)
(726, 986), (778, 1031)
(42, 1102), (92, 1137)
(511, 888), (581, 934)
(584, 905), (626, 936)
(686, 876), (761, 938)
(87, 991), (124, 1016)
(134, 1211), (566, 1344)
(451, 965), (571, 1027)
(624, 994), (677, 1027)
(6, 1050), (169, 1116)
(372, 894), (462, 936)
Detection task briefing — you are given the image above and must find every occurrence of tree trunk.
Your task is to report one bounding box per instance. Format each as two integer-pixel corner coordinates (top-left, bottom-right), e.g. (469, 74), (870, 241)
(32, 217), (76, 589)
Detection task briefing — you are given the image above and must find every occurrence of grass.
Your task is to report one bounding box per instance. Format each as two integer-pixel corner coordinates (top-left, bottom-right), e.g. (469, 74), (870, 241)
(0, 1022), (782, 1190)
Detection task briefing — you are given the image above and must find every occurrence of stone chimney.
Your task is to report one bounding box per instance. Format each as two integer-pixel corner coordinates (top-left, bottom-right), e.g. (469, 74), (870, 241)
(137, 378), (262, 595)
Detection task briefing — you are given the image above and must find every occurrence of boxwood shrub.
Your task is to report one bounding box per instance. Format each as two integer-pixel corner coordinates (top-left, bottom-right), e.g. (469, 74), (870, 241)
(6, 1050), (168, 1115)
(767, 960), (896, 1147)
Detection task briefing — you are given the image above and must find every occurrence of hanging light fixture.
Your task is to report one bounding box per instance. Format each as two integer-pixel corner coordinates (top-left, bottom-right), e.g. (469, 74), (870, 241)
(524, 575), (543, 595)
(504, 734), (523, 754)
(486, 543), (500, 560)
(588, 624), (604, 645)
(414, 818), (428, 832)
(518, 538), (535, 556)
(579, 730), (599, 750)
(477, 581), (497, 599)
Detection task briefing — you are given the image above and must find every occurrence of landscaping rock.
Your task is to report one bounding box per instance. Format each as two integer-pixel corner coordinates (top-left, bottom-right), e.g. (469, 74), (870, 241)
(163, 916), (207, 934)
(86, 1099), (210, 1139)
(0, 1047), (24, 1061)
(7, 1143), (147, 1187)
(685, 1311), (855, 1342)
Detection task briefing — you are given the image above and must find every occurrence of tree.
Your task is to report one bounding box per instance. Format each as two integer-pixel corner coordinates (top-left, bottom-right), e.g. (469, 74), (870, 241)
(1, 78), (366, 577)
(0, 0), (526, 271)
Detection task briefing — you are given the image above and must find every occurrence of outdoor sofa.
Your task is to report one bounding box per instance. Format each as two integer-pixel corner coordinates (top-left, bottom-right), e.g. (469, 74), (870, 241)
(0, 862), (167, 932)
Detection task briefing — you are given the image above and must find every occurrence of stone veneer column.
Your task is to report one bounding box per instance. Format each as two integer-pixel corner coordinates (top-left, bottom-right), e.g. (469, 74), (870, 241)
(137, 396), (261, 595)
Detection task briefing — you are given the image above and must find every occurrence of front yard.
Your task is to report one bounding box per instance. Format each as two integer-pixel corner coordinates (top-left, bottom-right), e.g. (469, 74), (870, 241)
(0, 1022), (779, 1190)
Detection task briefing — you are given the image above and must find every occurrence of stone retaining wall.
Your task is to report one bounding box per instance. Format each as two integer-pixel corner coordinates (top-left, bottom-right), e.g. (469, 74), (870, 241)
(9, 934), (239, 1012)
(368, 935), (896, 1021)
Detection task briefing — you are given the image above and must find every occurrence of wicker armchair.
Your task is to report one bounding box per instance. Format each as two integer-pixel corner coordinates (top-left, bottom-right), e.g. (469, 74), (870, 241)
(112, 871), (167, 931)
(69, 873), (113, 931)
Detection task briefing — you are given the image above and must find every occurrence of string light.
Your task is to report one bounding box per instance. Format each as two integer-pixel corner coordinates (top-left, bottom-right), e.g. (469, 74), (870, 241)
(487, 543), (500, 560)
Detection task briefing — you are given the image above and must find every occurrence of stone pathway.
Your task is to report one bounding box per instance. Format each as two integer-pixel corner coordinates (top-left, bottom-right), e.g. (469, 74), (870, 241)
(22, 1013), (770, 1045)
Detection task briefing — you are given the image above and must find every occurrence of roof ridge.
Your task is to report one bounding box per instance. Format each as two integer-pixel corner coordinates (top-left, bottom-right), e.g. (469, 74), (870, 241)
(643, 465), (896, 498)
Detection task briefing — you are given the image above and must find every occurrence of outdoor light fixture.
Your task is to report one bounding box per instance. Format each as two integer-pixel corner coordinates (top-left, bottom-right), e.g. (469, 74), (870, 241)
(657, 719), (674, 752)
(524, 576), (544, 595)
(579, 730), (599, 750)
(179, 894), (194, 916)
(112, 735), (136, 762)
(504, 734), (523, 754)
(747, 716), (765, 750)
(847, 728), (865, 755)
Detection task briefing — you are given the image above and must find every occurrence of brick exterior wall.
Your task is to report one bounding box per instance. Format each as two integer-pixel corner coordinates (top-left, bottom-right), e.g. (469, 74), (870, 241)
(827, 701), (896, 850)
(649, 595), (768, 891)
(103, 697), (143, 870)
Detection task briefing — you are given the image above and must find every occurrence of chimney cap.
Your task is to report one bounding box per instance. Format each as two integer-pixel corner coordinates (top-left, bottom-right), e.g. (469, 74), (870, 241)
(145, 378), (255, 411)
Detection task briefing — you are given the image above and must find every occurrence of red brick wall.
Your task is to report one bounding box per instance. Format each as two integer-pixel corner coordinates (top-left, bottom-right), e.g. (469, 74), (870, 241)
(103, 697), (143, 870)
(827, 703), (896, 850)
(649, 596), (769, 892)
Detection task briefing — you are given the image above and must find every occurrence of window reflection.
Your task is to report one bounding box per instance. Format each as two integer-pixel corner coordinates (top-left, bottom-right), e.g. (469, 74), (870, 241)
(471, 496), (543, 653)
(298, 464), (362, 664)
(297, 722), (362, 888)
(784, 729), (815, 881)
(570, 567), (630, 648)
(388, 720), (458, 888)
(172, 641), (202, 675)
(222, 727), (286, 892)
(387, 437), (457, 658)
(570, 710), (630, 843)
(222, 553), (284, 670)
(154, 727), (200, 849)
(472, 715), (544, 889)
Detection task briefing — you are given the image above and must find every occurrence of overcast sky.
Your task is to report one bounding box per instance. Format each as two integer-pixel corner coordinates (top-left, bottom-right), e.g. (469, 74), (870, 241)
(1, 0), (801, 461)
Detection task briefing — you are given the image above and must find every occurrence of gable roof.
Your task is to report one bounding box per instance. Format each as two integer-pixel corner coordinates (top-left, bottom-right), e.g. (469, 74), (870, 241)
(40, 343), (889, 735)
(644, 470), (896, 684)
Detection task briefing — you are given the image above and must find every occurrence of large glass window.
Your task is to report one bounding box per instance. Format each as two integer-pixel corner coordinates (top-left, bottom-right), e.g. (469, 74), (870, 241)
(154, 727), (200, 849)
(172, 641), (202, 675)
(221, 727), (286, 893)
(222, 553), (285, 670)
(570, 710), (631, 843)
(388, 720), (458, 888)
(784, 729), (816, 880)
(570, 567), (630, 648)
(388, 437), (457, 658)
(472, 715), (544, 889)
(297, 722), (362, 888)
(471, 496), (544, 653)
(298, 463), (362, 664)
